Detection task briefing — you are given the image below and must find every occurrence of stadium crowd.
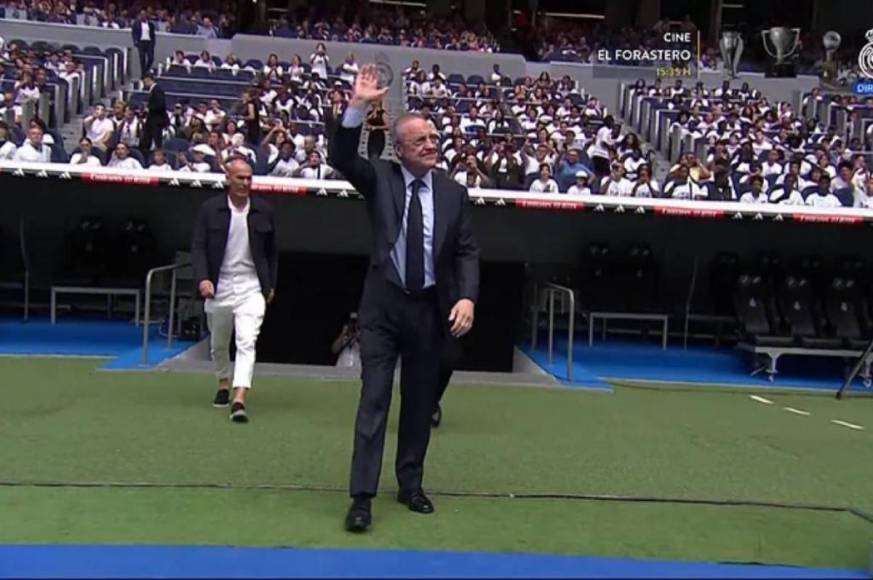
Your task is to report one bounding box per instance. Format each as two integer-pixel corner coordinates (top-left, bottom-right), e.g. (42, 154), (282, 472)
(2, 25), (872, 210)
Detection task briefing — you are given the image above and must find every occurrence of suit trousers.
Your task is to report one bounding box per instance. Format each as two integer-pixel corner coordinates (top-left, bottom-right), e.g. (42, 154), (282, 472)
(350, 278), (442, 498)
(138, 41), (155, 76)
(205, 287), (265, 389)
(139, 119), (163, 152)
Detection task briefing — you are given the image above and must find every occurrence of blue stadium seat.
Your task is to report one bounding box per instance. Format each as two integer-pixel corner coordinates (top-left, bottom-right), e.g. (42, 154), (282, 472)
(467, 74), (484, 85)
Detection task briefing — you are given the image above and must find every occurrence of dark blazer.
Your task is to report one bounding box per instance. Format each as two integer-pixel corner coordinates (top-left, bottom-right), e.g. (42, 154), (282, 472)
(131, 20), (156, 44)
(146, 84), (168, 127)
(191, 194), (278, 297)
(328, 121), (479, 325)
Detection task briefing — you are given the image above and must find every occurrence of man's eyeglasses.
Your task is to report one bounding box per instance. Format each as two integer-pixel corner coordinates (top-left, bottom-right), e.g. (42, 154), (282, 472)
(402, 134), (440, 148)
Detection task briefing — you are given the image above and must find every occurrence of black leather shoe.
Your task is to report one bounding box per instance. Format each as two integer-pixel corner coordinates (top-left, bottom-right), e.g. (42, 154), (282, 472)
(431, 405), (442, 428)
(397, 490), (434, 514)
(345, 497), (372, 533)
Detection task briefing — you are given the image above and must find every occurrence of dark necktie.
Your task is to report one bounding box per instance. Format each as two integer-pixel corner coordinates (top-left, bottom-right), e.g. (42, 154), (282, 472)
(405, 179), (425, 291)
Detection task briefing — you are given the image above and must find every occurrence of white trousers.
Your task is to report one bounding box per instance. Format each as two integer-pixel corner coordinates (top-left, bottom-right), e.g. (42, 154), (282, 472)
(205, 288), (265, 389)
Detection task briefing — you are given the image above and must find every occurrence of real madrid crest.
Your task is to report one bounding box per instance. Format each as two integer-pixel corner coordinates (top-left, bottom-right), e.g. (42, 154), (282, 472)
(859, 28), (873, 79)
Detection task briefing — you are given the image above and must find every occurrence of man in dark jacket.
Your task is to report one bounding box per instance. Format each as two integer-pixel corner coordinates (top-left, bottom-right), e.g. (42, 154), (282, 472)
(191, 156), (278, 423)
(140, 72), (167, 152)
(131, 10), (156, 77)
(329, 65), (480, 533)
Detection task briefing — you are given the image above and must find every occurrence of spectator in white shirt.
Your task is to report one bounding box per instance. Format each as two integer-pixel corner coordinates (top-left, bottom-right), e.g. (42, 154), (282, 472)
(269, 141), (300, 177)
(107, 143), (143, 170)
(566, 172), (592, 196)
(193, 50), (215, 71)
(69, 137), (103, 166)
(664, 166), (705, 199)
(13, 125), (51, 162)
(739, 175), (770, 204)
(0, 90), (22, 124)
(293, 150), (335, 179)
(203, 100), (226, 131)
(186, 145), (214, 172)
(770, 174), (806, 205)
(485, 64), (501, 84)
(339, 53), (359, 85)
(761, 150), (783, 177)
(857, 176), (873, 209)
(116, 107), (142, 148)
(0, 121), (17, 160)
(630, 165), (660, 197)
(263, 53), (283, 79)
(147, 149), (173, 172)
(84, 104), (115, 151)
(529, 163), (559, 193)
(589, 115), (616, 177)
(830, 161), (856, 194)
(599, 162), (634, 196)
(310, 43), (329, 80)
(805, 175), (842, 208)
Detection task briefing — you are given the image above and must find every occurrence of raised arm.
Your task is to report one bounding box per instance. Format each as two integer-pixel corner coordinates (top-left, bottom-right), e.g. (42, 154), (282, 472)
(327, 64), (387, 199)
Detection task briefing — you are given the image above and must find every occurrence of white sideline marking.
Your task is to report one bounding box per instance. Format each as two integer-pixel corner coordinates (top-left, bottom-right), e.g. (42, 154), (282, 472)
(749, 395), (774, 405)
(784, 407), (811, 416)
(831, 420), (865, 431)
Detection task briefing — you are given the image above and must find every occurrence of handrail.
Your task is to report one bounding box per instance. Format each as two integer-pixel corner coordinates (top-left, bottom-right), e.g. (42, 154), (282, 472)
(544, 282), (575, 382)
(142, 261), (191, 366)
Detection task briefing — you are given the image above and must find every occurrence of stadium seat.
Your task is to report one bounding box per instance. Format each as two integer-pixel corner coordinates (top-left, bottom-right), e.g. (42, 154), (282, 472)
(824, 277), (870, 349)
(733, 274), (793, 346)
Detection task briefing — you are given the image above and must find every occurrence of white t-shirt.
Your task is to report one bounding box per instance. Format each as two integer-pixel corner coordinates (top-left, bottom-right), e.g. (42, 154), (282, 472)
(664, 178), (704, 199)
(739, 191), (770, 204)
(805, 192), (842, 208)
(13, 142), (51, 162)
(108, 156), (143, 170)
(566, 185), (591, 196)
(86, 117), (115, 145)
(0, 141), (18, 160)
(148, 162), (173, 172)
(590, 126), (613, 160)
(630, 180), (660, 198)
(69, 153), (102, 166)
(529, 178), (559, 193)
(600, 177), (634, 197)
(270, 158), (299, 177)
(339, 62), (359, 84)
(298, 163), (334, 179)
(310, 53), (329, 79)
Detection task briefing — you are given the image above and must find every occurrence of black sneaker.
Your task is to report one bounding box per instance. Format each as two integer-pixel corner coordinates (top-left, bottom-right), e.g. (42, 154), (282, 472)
(213, 388), (230, 408)
(230, 402), (248, 423)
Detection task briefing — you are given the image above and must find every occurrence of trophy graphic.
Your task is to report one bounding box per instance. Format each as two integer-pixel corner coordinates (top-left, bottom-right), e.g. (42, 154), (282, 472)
(822, 31), (841, 81)
(374, 52), (394, 90)
(859, 29), (873, 79)
(761, 26), (801, 66)
(719, 31), (743, 79)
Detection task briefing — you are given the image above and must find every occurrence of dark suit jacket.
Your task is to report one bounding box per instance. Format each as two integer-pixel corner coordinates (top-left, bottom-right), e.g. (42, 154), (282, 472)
(328, 121), (480, 328)
(191, 194), (278, 297)
(146, 85), (168, 127)
(131, 20), (156, 44)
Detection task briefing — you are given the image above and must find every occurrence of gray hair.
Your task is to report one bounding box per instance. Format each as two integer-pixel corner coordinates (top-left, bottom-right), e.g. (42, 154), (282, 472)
(390, 112), (430, 146)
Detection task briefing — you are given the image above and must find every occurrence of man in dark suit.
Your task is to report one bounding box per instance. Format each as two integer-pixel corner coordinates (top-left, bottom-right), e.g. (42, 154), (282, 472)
(131, 10), (156, 78)
(140, 72), (167, 152)
(329, 65), (480, 533)
(191, 156), (278, 423)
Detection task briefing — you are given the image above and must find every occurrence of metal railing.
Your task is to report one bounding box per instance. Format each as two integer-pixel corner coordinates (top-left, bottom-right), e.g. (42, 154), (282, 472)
(141, 261), (190, 366)
(530, 281), (576, 381)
